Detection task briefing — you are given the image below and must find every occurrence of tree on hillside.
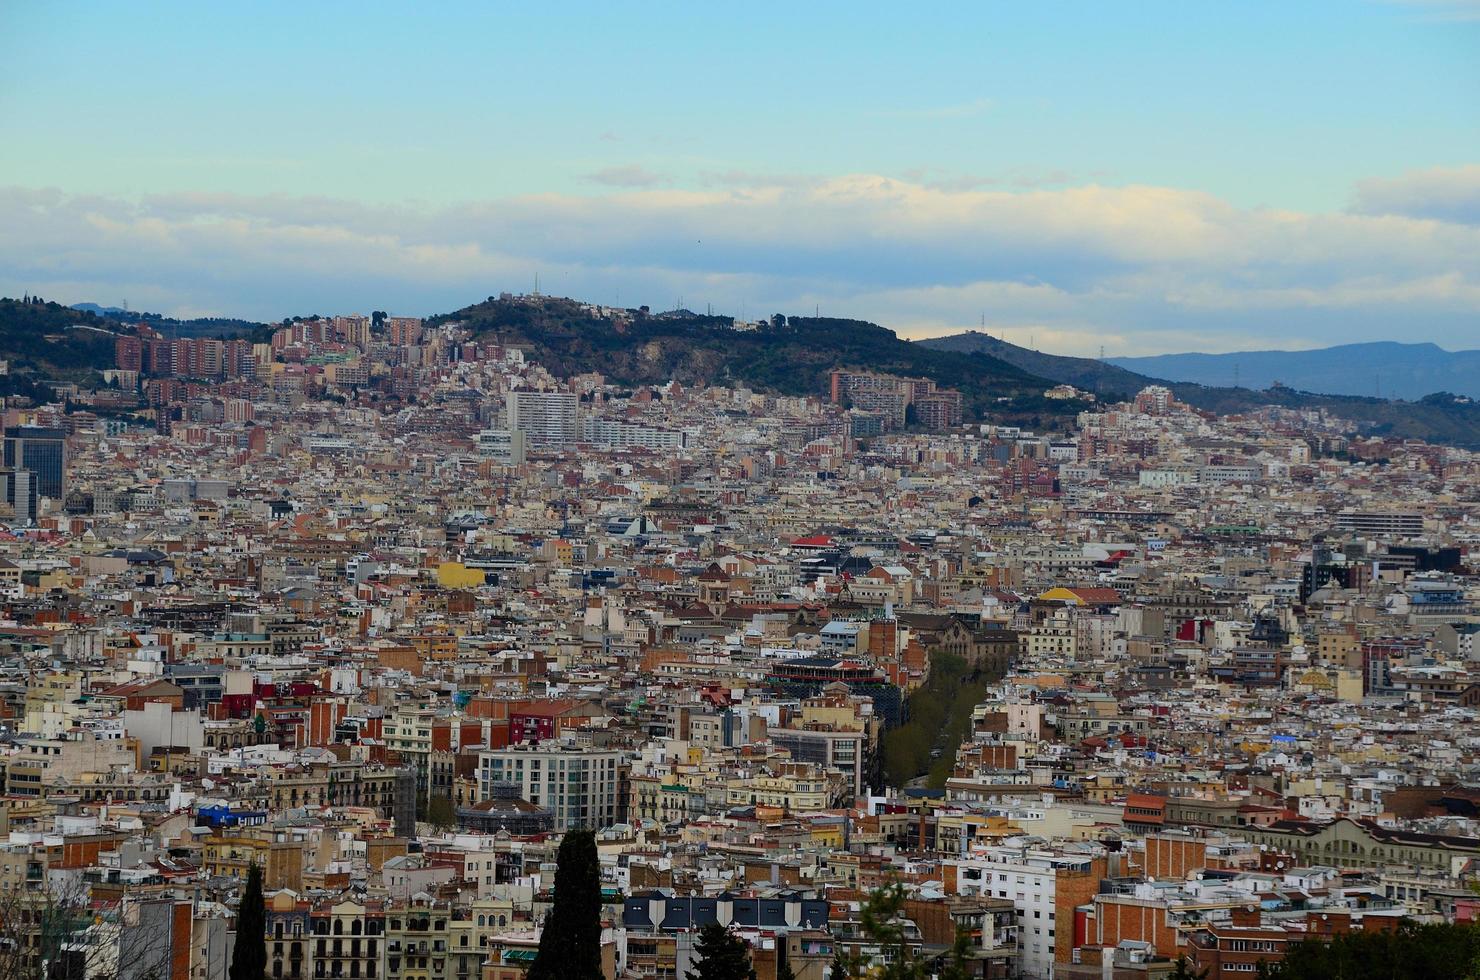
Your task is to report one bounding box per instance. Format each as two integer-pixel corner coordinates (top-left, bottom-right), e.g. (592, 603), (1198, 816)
(528, 829), (603, 980)
(229, 863), (267, 980)
(687, 923), (754, 980)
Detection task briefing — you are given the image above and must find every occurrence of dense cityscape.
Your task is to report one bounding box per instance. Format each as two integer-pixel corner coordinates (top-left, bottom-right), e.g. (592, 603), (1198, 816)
(0, 300), (1474, 979)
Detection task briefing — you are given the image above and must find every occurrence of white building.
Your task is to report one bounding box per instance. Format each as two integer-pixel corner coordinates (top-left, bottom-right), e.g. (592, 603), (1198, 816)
(476, 428), (527, 464)
(507, 390), (580, 445)
(477, 743), (625, 830)
(582, 418), (685, 449)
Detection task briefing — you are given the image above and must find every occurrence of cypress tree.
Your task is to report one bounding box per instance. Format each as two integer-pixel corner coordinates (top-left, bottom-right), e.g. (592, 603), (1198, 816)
(229, 863), (267, 980)
(528, 829), (603, 980)
(687, 922), (755, 980)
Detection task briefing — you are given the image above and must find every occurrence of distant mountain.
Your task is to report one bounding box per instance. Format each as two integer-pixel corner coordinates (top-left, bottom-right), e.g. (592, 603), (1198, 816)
(431, 295), (1089, 428)
(916, 330), (1154, 398)
(3, 293), (1476, 447)
(1109, 341), (1480, 401)
(917, 330), (1480, 448)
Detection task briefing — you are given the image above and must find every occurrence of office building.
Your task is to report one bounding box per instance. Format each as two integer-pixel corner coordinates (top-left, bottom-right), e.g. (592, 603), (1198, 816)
(4, 426), (66, 499)
(0, 468), (36, 523)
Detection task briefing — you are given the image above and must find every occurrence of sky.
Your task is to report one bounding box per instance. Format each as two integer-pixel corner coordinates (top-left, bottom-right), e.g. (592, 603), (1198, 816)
(1, 0), (1477, 355)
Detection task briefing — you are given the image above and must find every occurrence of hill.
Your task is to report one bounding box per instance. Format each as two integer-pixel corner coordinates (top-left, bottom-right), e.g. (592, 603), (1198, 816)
(431, 296), (1089, 427)
(0, 296), (126, 379)
(917, 330), (1155, 399)
(918, 330), (1480, 448)
(70, 303), (268, 340)
(1109, 341), (1480, 401)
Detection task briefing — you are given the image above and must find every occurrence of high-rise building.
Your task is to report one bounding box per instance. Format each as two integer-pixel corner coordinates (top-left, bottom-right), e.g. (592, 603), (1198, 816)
(3, 426), (66, 499)
(506, 390), (580, 446)
(0, 468), (37, 523)
(914, 390), (963, 430)
(387, 316), (423, 346)
(476, 428), (527, 464)
(828, 370), (913, 429)
(115, 335), (143, 372)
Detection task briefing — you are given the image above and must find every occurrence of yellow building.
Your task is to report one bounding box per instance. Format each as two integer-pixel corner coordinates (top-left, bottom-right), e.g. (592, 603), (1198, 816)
(436, 562), (486, 589)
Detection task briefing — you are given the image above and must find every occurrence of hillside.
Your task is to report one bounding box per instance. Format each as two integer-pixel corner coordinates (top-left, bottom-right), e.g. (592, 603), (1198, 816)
(71, 303), (269, 340)
(918, 330), (1480, 448)
(0, 296), (125, 378)
(917, 330), (1155, 398)
(1109, 341), (1480, 401)
(432, 296), (1088, 427)
(3, 293), (1475, 446)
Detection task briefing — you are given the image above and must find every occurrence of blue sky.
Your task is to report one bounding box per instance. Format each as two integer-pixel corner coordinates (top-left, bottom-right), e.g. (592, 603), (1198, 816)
(2, 0), (1477, 354)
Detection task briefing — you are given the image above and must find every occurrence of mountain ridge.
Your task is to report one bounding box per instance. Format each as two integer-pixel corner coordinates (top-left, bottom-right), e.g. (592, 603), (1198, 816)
(2, 294), (1477, 446)
(916, 329), (1480, 448)
(1108, 340), (1480, 401)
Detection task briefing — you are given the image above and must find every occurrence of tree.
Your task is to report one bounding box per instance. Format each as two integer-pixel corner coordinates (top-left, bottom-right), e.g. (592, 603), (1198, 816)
(229, 863), (267, 980)
(859, 882), (926, 980)
(0, 879), (176, 980)
(937, 927), (975, 980)
(687, 923), (754, 980)
(528, 829), (603, 980)
(1259, 922), (1480, 979)
(829, 949), (852, 980)
(776, 953), (797, 980)
(1169, 957), (1209, 980)
(425, 794), (457, 830)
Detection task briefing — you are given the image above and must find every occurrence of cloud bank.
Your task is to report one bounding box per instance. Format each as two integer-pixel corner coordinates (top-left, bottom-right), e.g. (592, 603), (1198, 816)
(2, 168), (1477, 356)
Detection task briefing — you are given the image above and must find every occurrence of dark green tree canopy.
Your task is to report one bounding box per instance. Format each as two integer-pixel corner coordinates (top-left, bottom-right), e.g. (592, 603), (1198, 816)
(229, 863), (267, 980)
(687, 922), (755, 980)
(528, 829), (604, 980)
(1258, 922), (1480, 980)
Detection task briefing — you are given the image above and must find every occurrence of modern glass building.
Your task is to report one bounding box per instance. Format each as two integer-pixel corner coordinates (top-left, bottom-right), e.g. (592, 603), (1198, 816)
(3, 426), (67, 499)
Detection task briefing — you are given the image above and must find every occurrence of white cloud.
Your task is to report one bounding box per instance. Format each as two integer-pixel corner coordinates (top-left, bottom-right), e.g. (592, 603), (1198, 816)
(1, 169), (1476, 355)
(1352, 164), (1480, 225)
(582, 165), (673, 189)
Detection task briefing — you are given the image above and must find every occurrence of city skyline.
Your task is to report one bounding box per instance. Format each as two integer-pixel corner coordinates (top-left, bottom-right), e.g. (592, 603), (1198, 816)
(2, 1), (1477, 355)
